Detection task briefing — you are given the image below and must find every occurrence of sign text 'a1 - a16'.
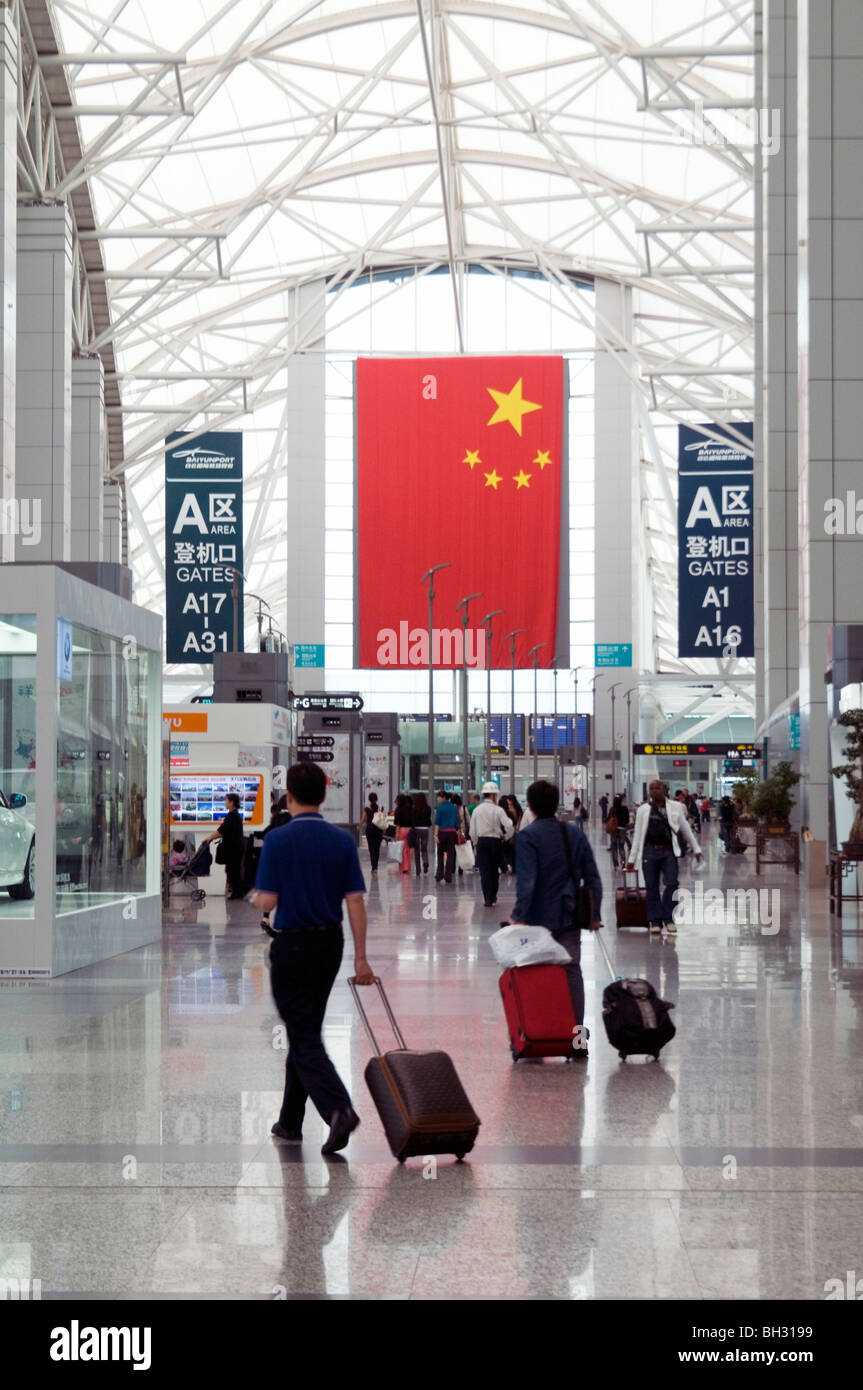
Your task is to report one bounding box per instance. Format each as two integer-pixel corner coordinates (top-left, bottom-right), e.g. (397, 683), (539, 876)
(677, 422), (754, 659)
(165, 432), (244, 664)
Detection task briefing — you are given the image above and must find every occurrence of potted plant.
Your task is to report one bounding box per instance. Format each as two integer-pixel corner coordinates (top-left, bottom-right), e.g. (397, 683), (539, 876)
(732, 770), (760, 820)
(830, 710), (863, 858)
(752, 760), (801, 832)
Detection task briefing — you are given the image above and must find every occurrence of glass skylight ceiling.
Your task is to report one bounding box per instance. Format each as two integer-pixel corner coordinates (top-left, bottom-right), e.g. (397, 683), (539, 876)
(46, 0), (756, 686)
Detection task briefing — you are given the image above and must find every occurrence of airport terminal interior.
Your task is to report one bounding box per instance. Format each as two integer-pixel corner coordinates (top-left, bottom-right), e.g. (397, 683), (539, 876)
(1, 0), (863, 1309)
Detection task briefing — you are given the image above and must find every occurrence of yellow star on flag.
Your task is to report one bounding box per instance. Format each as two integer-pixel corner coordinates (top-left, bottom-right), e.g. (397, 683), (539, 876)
(484, 469), (503, 490)
(533, 449), (552, 470)
(486, 378), (542, 436)
(513, 470), (532, 490)
(462, 448), (481, 470)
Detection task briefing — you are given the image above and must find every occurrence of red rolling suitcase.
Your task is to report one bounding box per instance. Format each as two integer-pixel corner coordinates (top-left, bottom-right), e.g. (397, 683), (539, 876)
(349, 976), (480, 1163)
(499, 963), (583, 1061)
(615, 867), (648, 929)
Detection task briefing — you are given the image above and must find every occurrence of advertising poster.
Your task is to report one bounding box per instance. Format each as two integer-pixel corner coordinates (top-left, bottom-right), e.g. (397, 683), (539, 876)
(356, 356), (568, 670)
(321, 734), (351, 822)
(364, 745), (391, 807)
(165, 431), (244, 664)
(677, 422), (754, 659)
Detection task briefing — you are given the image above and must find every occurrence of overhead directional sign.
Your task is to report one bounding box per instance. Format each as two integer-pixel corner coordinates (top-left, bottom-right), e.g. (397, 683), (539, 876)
(634, 742), (761, 758)
(294, 693), (364, 711)
(294, 644), (325, 668)
(298, 735), (335, 748)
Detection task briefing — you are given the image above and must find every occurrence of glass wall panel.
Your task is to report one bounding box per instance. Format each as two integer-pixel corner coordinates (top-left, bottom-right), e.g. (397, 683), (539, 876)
(0, 616), (37, 920)
(56, 623), (153, 915)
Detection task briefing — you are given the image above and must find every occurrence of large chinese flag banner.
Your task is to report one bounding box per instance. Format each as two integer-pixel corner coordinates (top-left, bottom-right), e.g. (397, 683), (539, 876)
(356, 356), (566, 669)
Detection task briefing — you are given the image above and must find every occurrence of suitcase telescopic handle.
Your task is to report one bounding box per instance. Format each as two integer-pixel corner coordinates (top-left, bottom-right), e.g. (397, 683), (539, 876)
(348, 975), (408, 1056)
(593, 928), (622, 984)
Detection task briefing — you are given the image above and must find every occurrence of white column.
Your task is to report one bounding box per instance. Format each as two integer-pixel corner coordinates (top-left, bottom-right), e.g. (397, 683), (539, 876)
(759, 0), (799, 729)
(102, 480), (122, 563)
(70, 356), (105, 562)
(286, 282), (326, 694)
(15, 204), (73, 562)
(0, 12), (17, 563)
(797, 0), (863, 876)
(593, 278), (637, 795)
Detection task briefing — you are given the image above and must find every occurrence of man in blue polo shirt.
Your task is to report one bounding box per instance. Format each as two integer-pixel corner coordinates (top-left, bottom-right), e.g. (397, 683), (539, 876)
(252, 762), (374, 1156)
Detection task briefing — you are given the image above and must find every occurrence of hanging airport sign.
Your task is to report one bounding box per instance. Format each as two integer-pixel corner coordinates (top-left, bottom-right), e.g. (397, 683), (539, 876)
(294, 693), (364, 711)
(634, 742), (761, 758)
(677, 422), (754, 659)
(294, 644), (325, 668)
(165, 431), (244, 664)
(594, 643), (632, 668)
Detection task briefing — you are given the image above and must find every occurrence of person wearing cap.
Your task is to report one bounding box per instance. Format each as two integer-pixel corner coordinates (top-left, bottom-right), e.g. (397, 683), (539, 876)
(470, 782), (514, 908)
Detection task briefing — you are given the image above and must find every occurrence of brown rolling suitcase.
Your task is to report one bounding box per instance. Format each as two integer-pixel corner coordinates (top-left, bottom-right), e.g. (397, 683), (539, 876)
(615, 866), (649, 929)
(349, 976), (480, 1163)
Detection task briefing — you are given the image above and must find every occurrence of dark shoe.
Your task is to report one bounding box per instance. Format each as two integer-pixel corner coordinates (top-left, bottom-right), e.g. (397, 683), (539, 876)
(321, 1106), (360, 1156)
(483, 900), (496, 907)
(271, 1122), (302, 1142)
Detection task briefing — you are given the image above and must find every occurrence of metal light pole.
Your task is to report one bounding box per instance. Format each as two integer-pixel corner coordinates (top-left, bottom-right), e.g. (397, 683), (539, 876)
(480, 608), (503, 785)
(608, 682), (621, 797)
(624, 687), (636, 794)
(573, 665), (588, 804)
(589, 672), (600, 818)
(505, 628), (525, 795)
(420, 563), (451, 801)
(528, 643), (547, 784)
(456, 591), (483, 796)
(552, 656), (559, 791)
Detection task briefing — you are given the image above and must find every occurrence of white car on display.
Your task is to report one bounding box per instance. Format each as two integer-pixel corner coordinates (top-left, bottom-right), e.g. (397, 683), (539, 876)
(0, 790), (35, 899)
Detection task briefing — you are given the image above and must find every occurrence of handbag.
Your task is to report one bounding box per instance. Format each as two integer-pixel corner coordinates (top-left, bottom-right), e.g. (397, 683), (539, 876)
(605, 814), (618, 835)
(559, 821), (593, 928)
(372, 810), (388, 832)
(214, 839), (226, 865)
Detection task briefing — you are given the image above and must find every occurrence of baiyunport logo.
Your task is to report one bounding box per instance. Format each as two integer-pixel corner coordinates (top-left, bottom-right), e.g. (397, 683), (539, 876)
(376, 622), (487, 667)
(171, 445), (236, 468)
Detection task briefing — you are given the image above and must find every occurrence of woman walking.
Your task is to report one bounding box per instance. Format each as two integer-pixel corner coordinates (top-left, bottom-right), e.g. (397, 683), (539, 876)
(411, 792), (431, 875)
(392, 792), (414, 874)
(362, 791), (385, 873)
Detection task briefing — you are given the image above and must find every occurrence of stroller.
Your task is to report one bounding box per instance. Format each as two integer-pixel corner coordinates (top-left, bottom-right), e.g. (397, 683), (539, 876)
(170, 841), (212, 902)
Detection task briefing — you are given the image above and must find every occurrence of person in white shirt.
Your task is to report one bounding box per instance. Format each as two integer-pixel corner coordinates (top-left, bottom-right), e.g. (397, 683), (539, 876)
(470, 782), (514, 908)
(627, 779), (702, 935)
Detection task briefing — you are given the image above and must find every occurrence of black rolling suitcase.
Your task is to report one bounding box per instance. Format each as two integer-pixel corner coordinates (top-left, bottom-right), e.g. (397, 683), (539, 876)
(595, 932), (676, 1062)
(349, 976), (480, 1163)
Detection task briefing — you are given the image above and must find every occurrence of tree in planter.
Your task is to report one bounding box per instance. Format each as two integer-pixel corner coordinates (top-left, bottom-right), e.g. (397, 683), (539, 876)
(732, 770), (761, 818)
(752, 760), (801, 825)
(830, 709), (863, 847)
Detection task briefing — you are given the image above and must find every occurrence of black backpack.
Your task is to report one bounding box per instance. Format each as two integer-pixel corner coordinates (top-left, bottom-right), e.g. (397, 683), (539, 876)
(602, 976), (676, 1061)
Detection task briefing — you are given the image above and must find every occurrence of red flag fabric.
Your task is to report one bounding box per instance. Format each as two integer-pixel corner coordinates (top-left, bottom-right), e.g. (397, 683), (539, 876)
(356, 355), (565, 670)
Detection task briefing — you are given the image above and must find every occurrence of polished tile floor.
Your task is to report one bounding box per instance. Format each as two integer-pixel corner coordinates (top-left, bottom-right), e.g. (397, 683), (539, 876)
(1, 827), (862, 1300)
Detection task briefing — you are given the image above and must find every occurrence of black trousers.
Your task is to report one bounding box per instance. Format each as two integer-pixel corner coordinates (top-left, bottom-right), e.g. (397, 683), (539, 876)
(365, 826), (384, 870)
(269, 927), (352, 1127)
(413, 828), (429, 872)
(435, 829), (457, 881)
(476, 836), (501, 905)
(224, 850), (245, 898)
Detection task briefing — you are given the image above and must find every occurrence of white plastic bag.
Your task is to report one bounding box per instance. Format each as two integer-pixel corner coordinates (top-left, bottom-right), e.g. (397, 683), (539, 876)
(388, 838), (404, 864)
(488, 925), (572, 969)
(455, 840), (475, 870)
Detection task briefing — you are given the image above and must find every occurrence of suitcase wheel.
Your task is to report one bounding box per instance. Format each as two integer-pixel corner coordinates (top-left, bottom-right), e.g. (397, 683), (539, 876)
(397, 1155), (406, 1164)
(618, 1051), (628, 1061)
(510, 1045), (521, 1062)
(454, 1151), (465, 1163)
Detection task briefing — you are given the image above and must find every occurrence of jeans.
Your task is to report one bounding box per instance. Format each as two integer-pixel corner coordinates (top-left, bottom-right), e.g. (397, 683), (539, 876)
(435, 829), (457, 881)
(269, 927), (352, 1127)
(413, 827), (429, 872)
(551, 927), (584, 1023)
(476, 836), (501, 905)
(641, 845), (679, 924)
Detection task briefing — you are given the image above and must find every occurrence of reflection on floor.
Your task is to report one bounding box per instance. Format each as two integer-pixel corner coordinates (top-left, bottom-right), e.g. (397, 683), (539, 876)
(1, 826), (862, 1300)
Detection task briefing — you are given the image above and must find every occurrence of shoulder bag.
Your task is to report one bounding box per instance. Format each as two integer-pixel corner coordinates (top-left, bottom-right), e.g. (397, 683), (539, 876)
(559, 821), (593, 928)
